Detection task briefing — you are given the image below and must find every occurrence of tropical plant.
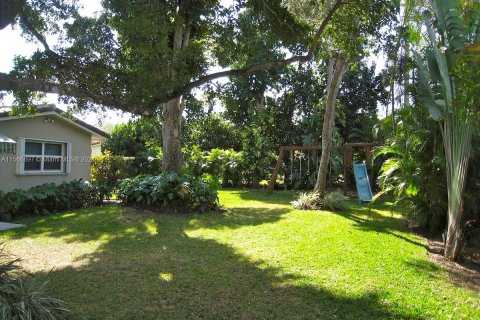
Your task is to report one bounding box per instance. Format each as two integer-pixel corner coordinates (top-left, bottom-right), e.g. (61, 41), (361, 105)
(413, 0), (480, 259)
(0, 244), (69, 319)
(321, 191), (349, 211)
(117, 173), (219, 213)
(184, 147), (244, 187)
(291, 190), (348, 211)
(374, 107), (448, 231)
(0, 180), (104, 219)
(291, 192), (321, 210)
(90, 155), (162, 195)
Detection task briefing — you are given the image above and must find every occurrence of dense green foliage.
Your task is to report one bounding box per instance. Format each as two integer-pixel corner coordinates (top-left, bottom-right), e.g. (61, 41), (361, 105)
(184, 147), (243, 187)
(101, 118), (161, 157)
(90, 155), (161, 194)
(117, 173), (219, 213)
(0, 245), (69, 319)
(0, 180), (103, 219)
(183, 114), (243, 151)
(374, 107), (448, 231)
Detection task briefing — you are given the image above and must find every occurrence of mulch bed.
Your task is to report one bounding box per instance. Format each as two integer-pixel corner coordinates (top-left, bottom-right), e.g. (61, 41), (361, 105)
(426, 238), (480, 292)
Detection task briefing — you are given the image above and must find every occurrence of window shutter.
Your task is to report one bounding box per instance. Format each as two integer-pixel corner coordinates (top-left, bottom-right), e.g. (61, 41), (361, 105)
(16, 138), (25, 175)
(66, 142), (72, 173)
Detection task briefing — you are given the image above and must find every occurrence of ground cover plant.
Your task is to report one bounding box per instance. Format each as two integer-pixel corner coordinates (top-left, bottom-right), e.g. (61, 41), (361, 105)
(0, 180), (104, 220)
(117, 173), (219, 213)
(0, 190), (478, 319)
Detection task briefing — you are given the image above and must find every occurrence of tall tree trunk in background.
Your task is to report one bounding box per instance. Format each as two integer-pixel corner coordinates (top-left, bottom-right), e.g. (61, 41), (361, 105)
(251, 93), (265, 189)
(443, 117), (472, 260)
(162, 98), (184, 173)
(161, 0), (190, 173)
(313, 55), (349, 197)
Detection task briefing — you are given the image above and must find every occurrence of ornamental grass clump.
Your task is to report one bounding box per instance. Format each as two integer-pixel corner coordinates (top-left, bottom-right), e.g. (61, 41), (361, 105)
(292, 191), (348, 211)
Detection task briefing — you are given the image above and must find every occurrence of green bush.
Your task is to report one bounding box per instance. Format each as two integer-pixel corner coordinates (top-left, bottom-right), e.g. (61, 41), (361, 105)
(291, 191), (349, 211)
(0, 180), (103, 219)
(184, 147), (244, 187)
(118, 173), (219, 213)
(321, 191), (349, 211)
(90, 155), (162, 194)
(291, 192), (320, 210)
(0, 244), (70, 319)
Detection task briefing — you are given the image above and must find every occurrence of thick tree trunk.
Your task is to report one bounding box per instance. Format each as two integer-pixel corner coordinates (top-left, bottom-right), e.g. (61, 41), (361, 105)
(444, 206), (463, 259)
(162, 98), (183, 173)
(443, 119), (472, 260)
(313, 55), (349, 197)
(0, 0), (25, 30)
(161, 1), (187, 174)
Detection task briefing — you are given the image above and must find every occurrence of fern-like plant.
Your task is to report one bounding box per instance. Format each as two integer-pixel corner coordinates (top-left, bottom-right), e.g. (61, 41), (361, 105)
(321, 191), (349, 211)
(292, 191), (349, 211)
(291, 192), (321, 210)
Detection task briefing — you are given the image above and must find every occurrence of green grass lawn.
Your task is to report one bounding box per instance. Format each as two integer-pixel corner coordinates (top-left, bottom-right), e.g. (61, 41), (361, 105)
(1, 190), (479, 319)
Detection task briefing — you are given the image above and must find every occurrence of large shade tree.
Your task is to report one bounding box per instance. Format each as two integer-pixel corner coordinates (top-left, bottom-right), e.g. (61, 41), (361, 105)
(0, 0), (347, 173)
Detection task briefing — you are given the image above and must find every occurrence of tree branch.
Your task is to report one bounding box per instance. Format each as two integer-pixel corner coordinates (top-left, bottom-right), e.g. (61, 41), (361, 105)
(0, 72), (147, 114)
(165, 0), (346, 101)
(0, 0), (346, 114)
(19, 10), (62, 62)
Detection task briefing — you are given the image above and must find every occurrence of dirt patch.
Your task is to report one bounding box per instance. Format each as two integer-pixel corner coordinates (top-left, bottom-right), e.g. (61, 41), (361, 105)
(426, 239), (480, 292)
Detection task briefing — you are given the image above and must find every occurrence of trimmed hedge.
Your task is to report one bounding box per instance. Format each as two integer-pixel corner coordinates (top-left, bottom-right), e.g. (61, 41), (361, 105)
(0, 180), (103, 220)
(118, 173), (219, 213)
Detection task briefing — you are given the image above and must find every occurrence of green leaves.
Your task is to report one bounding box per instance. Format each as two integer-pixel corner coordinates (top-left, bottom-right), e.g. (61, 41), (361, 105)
(117, 173), (219, 213)
(414, 53), (445, 121)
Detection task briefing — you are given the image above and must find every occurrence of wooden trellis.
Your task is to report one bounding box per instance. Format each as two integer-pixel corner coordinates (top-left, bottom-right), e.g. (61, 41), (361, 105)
(267, 143), (375, 194)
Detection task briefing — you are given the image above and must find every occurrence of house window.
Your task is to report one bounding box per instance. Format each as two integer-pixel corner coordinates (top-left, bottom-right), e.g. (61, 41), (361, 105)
(18, 139), (70, 174)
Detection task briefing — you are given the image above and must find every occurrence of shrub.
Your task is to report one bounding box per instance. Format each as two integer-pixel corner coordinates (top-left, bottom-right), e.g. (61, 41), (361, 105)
(0, 244), (69, 319)
(0, 180), (103, 219)
(291, 191), (349, 211)
(291, 192), (320, 210)
(321, 191), (349, 211)
(184, 147), (244, 187)
(90, 155), (162, 195)
(118, 173), (219, 213)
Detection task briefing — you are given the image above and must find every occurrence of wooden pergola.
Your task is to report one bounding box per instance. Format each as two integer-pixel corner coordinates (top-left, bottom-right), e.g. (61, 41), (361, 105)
(267, 143), (375, 194)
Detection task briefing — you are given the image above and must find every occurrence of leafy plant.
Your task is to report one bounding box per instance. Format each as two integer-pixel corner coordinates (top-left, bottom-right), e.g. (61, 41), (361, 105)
(184, 148), (244, 187)
(0, 244), (69, 319)
(0, 180), (104, 219)
(90, 155), (162, 195)
(291, 191), (349, 211)
(117, 173), (219, 213)
(413, 0), (480, 260)
(291, 192), (320, 210)
(321, 191), (349, 211)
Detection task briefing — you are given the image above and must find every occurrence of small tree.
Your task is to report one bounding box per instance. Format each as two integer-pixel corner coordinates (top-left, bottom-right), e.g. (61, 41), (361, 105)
(414, 0), (479, 260)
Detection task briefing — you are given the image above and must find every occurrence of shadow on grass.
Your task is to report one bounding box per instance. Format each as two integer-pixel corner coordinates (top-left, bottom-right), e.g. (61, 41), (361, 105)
(337, 205), (427, 248)
(35, 213), (417, 320)
(3, 204), (421, 319)
(227, 189), (296, 205)
(3, 205), (291, 243)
